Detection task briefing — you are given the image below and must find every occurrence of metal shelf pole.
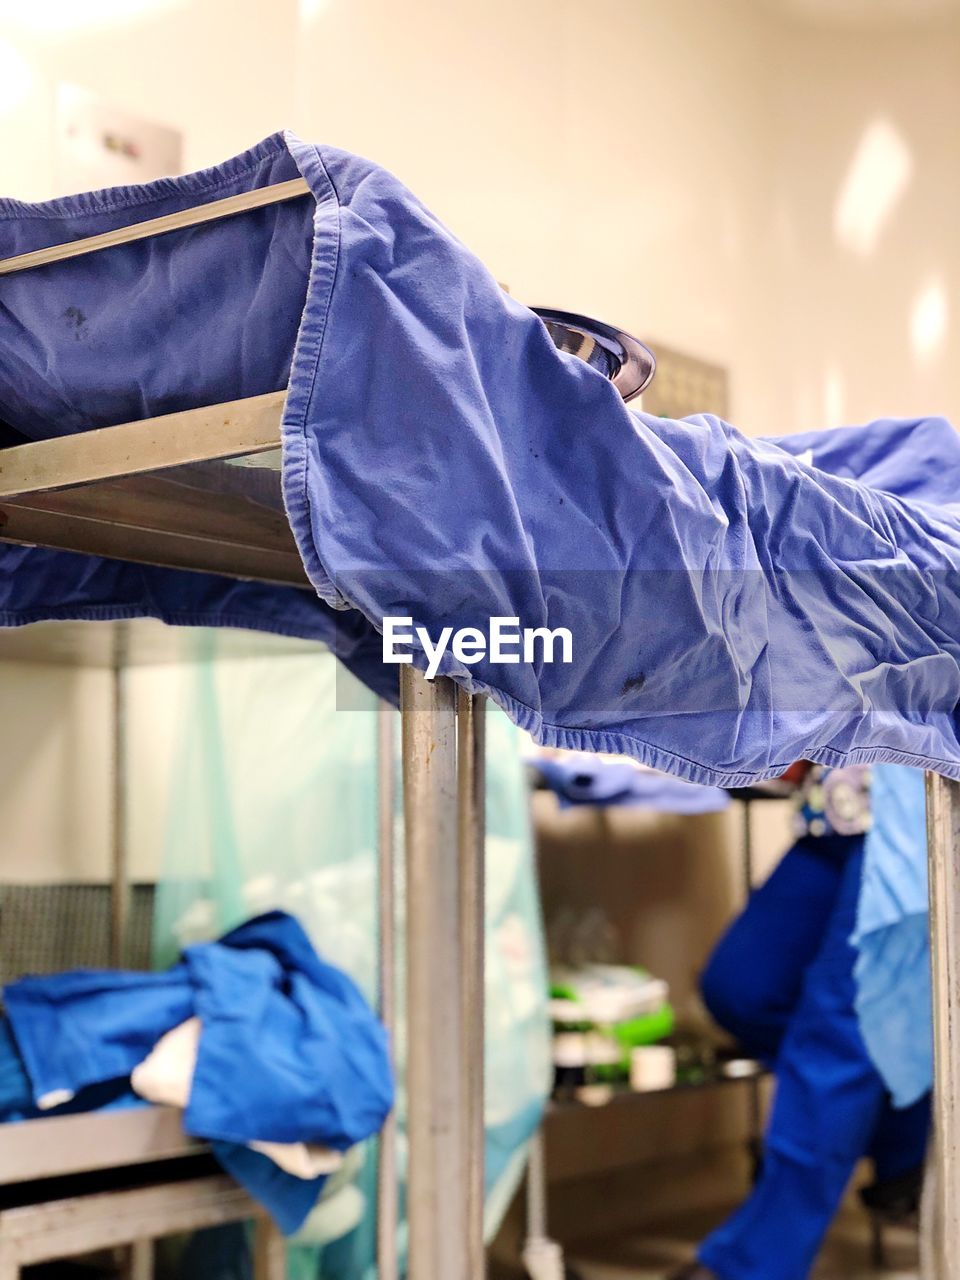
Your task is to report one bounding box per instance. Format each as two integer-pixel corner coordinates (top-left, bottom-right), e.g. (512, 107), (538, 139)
(110, 625), (129, 968)
(925, 771), (960, 1279)
(401, 667), (486, 1279)
(457, 687), (486, 1278)
(377, 700), (399, 1280)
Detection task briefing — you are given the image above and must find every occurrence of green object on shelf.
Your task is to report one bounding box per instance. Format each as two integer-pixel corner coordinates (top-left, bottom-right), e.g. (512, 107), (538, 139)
(611, 1004), (676, 1049)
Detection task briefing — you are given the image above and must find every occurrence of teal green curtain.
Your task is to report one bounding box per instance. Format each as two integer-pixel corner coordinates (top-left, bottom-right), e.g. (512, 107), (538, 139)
(152, 636), (550, 1278)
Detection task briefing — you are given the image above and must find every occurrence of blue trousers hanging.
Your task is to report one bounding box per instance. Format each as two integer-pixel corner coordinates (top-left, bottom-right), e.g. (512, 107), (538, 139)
(697, 835), (929, 1280)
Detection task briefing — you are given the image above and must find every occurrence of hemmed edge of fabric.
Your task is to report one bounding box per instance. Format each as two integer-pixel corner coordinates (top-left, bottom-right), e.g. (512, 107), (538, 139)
(279, 132), (343, 610)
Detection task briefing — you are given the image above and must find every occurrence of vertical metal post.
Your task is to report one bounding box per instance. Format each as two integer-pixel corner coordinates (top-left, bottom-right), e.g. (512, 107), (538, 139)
(110, 624), (129, 968)
(522, 1113), (566, 1280)
(401, 667), (471, 1278)
(740, 799), (762, 1170)
(925, 770), (960, 1280)
(376, 699), (399, 1280)
(740, 796), (754, 898)
(525, 1129), (548, 1244)
(253, 1218), (287, 1280)
(457, 688), (486, 1277)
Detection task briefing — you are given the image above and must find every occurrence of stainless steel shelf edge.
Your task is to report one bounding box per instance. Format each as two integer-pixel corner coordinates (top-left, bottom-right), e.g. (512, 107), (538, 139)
(0, 393), (285, 498)
(0, 1107), (204, 1186)
(0, 393), (310, 586)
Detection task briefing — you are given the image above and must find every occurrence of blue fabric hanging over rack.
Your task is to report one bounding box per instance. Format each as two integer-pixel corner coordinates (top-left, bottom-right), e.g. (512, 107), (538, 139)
(3, 133), (960, 784)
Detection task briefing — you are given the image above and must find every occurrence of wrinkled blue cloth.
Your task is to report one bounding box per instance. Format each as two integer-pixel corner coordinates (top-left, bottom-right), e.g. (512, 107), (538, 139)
(4, 134), (960, 783)
(3, 912), (393, 1232)
(853, 765), (931, 1107)
(533, 753), (729, 812)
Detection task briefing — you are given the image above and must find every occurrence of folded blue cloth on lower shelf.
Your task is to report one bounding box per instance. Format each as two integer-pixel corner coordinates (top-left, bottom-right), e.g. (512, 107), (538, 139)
(1, 911), (393, 1233)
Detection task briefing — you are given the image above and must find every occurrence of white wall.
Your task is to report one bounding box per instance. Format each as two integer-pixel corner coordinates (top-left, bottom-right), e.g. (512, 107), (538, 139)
(0, 0), (788, 430)
(768, 16), (960, 431)
(0, 663), (111, 882)
(0, 0), (299, 198)
(290, 0), (783, 428)
(6, 2), (957, 431)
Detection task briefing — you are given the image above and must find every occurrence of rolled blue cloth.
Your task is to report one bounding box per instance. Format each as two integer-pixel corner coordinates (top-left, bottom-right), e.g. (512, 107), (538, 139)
(534, 753), (729, 812)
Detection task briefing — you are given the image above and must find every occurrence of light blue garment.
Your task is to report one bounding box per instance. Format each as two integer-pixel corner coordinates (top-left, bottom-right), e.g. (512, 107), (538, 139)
(4, 135), (960, 783)
(853, 765), (931, 1107)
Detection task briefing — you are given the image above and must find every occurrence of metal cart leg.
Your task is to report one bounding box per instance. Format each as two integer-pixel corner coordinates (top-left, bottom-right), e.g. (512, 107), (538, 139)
(740, 798), (763, 1181)
(522, 1130), (566, 1280)
(253, 1217), (286, 1280)
(110, 625), (129, 968)
(457, 687), (487, 1278)
(925, 771), (960, 1279)
(377, 699), (399, 1280)
(129, 1238), (154, 1280)
(401, 668), (486, 1279)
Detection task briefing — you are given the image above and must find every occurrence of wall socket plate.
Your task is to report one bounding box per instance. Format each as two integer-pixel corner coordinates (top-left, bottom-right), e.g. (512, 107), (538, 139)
(55, 84), (183, 196)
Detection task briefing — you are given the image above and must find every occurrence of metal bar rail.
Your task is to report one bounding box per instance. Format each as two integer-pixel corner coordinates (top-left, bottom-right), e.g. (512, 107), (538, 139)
(926, 772), (960, 1279)
(400, 668), (487, 1278)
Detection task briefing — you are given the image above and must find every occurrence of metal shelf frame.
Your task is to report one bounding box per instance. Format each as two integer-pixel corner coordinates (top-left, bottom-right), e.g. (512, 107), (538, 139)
(0, 168), (660, 1280)
(0, 400), (486, 1280)
(2, 403), (959, 1278)
(0, 171), (955, 1274)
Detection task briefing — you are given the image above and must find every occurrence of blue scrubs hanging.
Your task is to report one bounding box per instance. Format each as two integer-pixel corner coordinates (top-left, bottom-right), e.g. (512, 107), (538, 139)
(3, 135), (960, 784)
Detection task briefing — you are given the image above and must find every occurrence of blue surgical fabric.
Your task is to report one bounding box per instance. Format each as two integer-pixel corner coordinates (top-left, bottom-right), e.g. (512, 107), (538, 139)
(3, 912), (393, 1232)
(4, 134), (960, 783)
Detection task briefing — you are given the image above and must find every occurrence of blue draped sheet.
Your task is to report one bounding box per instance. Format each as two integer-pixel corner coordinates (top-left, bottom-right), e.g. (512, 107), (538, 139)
(3, 133), (960, 784)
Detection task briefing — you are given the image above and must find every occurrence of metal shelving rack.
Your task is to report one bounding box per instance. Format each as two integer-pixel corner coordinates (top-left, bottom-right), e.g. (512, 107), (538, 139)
(4, 418), (959, 1280)
(0, 394), (488, 1279)
(1, 174), (957, 1280)
(0, 164), (661, 1280)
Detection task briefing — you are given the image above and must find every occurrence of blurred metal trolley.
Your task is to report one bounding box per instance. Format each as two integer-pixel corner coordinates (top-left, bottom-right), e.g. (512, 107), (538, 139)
(0, 180), (658, 1280)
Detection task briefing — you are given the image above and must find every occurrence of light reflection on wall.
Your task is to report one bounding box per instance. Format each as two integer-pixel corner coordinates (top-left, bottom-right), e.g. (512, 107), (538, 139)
(299, 0), (330, 23)
(823, 364), (846, 426)
(0, 0), (184, 35)
(910, 277), (949, 363)
(833, 118), (913, 257)
(0, 41), (34, 116)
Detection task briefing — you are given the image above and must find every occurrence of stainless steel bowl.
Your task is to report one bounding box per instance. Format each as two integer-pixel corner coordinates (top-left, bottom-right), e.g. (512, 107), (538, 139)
(532, 308), (656, 403)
